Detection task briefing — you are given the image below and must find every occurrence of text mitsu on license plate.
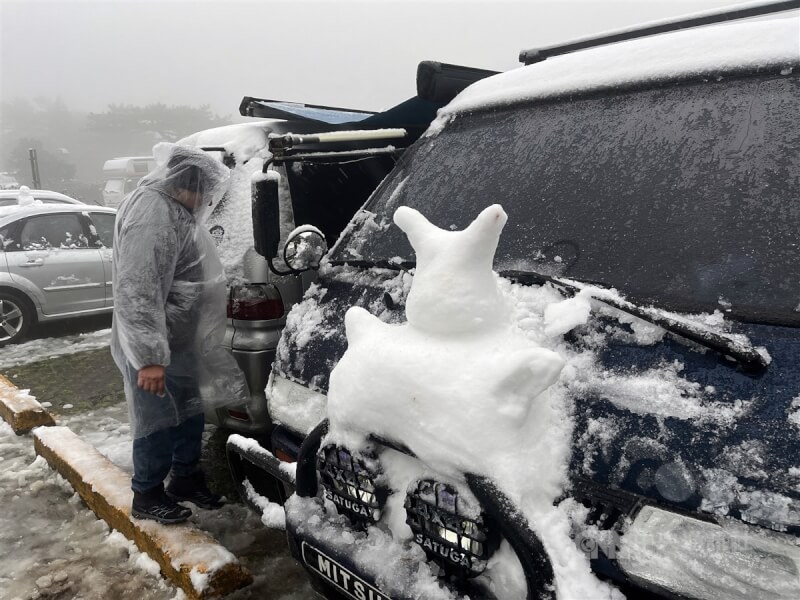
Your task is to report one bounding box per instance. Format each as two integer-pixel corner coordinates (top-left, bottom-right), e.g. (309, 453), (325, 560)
(302, 542), (391, 600)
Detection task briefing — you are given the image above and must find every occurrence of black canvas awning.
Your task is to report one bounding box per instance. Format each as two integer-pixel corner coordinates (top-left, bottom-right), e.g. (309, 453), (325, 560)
(239, 61), (499, 140)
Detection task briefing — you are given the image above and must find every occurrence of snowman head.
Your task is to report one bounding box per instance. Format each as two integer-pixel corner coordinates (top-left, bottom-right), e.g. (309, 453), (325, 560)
(393, 204), (508, 333)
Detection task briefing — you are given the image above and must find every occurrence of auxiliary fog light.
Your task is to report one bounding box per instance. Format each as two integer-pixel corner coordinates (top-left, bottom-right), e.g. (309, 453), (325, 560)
(316, 445), (386, 525)
(405, 480), (500, 578)
(617, 505), (800, 600)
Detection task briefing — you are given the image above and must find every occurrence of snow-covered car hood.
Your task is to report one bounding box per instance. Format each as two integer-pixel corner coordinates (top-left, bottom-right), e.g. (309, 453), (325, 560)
(272, 263), (800, 534)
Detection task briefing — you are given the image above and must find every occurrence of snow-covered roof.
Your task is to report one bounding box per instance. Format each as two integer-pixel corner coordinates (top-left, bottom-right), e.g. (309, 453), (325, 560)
(0, 189), (80, 202)
(440, 16), (800, 117)
(102, 157), (154, 174)
(177, 121), (283, 163)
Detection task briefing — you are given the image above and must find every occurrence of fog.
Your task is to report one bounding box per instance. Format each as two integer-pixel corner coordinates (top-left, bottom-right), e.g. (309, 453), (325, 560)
(3, 0), (736, 114)
(0, 0), (742, 195)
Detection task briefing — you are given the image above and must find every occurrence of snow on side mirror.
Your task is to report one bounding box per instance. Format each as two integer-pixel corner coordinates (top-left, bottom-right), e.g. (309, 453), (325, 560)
(283, 226), (327, 273)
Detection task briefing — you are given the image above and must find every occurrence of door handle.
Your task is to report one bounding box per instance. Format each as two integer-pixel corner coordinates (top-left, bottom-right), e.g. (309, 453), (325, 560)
(20, 259), (44, 267)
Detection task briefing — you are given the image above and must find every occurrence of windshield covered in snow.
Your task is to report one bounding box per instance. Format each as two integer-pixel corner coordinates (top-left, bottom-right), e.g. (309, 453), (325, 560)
(334, 73), (800, 326)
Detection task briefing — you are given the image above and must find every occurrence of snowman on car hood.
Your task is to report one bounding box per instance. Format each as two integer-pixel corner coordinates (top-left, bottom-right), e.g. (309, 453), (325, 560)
(324, 204), (622, 600)
(326, 203), (566, 493)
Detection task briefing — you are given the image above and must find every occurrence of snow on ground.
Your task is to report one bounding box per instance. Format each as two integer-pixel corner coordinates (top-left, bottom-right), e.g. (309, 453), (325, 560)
(0, 400), (311, 600)
(0, 328), (111, 370)
(0, 417), (175, 600)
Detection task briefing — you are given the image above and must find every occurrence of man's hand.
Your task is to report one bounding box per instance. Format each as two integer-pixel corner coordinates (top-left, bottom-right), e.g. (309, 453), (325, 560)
(138, 365), (166, 396)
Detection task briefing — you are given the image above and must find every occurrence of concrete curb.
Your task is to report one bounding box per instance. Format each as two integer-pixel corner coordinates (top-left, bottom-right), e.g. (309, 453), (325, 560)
(34, 426), (253, 599)
(0, 373), (55, 434)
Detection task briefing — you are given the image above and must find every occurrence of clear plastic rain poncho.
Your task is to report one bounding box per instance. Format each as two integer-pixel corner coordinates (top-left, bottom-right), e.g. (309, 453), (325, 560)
(111, 143), (249, 439)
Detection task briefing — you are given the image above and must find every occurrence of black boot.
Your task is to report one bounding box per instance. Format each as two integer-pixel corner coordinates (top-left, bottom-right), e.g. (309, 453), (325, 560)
(166, 471), (225, 510)
(131, 484), (192, 524)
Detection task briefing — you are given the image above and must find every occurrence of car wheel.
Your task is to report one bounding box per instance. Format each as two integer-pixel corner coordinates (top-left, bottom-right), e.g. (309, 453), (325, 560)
(0, 291), (34, 347)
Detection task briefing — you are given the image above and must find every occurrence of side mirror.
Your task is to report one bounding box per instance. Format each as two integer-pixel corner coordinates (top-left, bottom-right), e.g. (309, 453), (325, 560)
(283, 227), (328, 272)
(252, 175), (281, 259)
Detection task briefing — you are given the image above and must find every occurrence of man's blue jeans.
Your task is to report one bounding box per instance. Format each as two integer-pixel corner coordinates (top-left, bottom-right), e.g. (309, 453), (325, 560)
(124, 351), (205, 494)
(131, 412), (204, 494)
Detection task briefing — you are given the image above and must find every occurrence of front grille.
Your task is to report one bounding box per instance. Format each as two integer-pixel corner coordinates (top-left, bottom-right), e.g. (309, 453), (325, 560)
(316, 444), (387, 526)
(405, 479), (500, 578)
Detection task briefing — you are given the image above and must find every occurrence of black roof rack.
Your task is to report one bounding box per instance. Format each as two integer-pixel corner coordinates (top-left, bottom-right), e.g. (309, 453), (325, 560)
(519, 0), (799, 65)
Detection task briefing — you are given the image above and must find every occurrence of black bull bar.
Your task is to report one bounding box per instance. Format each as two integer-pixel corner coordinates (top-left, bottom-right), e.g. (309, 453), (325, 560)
(228, 420), (556, 600)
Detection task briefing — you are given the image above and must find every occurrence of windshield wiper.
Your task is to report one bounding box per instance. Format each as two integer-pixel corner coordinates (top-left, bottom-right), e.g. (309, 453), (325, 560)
(500, 269), (769, 374)
(327, 258), (415, 271)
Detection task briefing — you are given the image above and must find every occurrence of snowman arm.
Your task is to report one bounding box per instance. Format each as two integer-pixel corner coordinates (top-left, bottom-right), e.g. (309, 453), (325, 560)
(491, 349), (565, 419)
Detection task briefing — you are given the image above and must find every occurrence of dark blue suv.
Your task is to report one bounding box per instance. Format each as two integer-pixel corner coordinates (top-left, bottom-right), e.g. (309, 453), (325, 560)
(230, 5), (800, 599)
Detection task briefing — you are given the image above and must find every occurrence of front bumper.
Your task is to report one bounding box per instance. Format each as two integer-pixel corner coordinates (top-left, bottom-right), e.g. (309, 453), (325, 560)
(233, 421), (800, 600)
(286, 517), (395, 600)
(282, 420), (556, 600)
(227, 424), (701, 600)
(226, 427), (299, 508)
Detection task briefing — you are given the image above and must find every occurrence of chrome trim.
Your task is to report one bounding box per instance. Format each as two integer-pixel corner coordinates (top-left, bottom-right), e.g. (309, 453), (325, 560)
(36, 305), (113, 322)
(42, 282), (104, 292)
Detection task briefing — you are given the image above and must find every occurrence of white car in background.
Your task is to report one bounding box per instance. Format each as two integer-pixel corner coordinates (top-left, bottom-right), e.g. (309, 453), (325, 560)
(0, 204), (116, 346)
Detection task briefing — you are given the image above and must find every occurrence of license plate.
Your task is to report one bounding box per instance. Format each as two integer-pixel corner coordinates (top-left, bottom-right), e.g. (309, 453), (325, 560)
(302, 541), (392, 600)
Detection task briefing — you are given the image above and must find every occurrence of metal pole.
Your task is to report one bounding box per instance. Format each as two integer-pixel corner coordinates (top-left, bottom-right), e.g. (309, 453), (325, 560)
(28, 148), (41, 189)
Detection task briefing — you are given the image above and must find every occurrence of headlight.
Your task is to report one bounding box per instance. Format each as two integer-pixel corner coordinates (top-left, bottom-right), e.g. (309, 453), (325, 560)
(618, 505), (800, 600)
(405, 479), (500, 578)
(267, 374), (327, 435)
(316, 444), (386, 525)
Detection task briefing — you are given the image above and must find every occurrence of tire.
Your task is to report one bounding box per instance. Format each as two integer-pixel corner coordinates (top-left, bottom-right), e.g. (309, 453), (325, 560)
(0, 291), (34, 347)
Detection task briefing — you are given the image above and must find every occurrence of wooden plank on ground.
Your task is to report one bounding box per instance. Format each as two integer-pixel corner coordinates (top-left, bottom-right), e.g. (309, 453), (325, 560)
(0, 373), (55, 434)
(33, 426), (252, 599)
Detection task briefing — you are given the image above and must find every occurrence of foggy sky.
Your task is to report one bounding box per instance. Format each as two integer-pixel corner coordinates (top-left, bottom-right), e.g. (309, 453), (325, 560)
(2, 0), (740, 118)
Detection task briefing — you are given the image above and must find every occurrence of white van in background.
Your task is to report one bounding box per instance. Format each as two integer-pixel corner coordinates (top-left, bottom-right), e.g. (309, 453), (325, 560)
(101, 156), (155, 207)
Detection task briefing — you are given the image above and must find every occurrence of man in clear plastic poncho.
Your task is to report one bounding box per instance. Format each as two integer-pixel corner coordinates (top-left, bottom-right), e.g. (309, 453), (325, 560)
(112, 144), (248, 524)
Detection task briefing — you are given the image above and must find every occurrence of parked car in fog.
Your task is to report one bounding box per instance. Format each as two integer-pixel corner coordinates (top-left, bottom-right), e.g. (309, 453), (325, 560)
(0, 173), (20, 190)
(231, 4), (800, 600)
(0, 204), (116, 345)
(102, 156), (155, 208)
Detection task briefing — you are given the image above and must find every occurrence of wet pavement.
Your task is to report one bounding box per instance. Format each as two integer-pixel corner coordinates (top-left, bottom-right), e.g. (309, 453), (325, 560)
(0, 338), (313, 600)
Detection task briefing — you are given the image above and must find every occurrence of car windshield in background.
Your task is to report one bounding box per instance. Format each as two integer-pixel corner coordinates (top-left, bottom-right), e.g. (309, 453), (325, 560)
(335, 73), (800, 326)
